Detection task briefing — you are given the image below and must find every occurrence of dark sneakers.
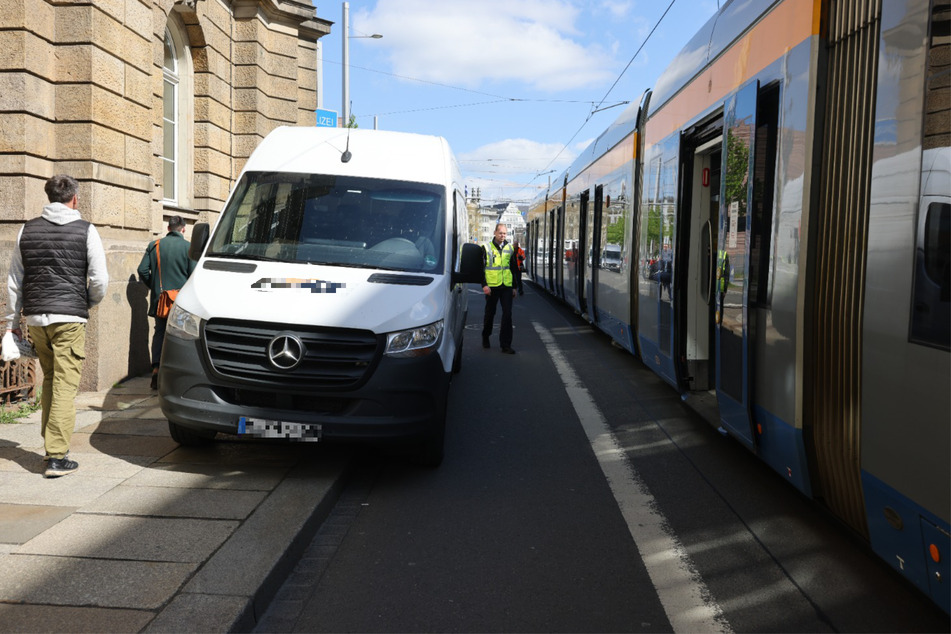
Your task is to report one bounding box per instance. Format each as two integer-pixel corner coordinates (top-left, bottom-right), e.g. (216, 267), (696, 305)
(501, 347), (516, 354)
(44, 456), (79, 478)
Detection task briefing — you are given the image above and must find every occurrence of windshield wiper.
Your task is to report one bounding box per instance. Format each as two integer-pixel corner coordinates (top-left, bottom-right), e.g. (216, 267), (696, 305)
(206, 252), (277, 262)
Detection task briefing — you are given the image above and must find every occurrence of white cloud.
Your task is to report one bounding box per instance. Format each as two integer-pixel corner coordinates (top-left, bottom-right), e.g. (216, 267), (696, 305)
(574, 137), (596, 153)
(459, 137), (577, 202)
(465, 176), (544, 204)
(355, 0), (617, 91)
(598, 0), (633, 19)
(459, 138), (574, 176)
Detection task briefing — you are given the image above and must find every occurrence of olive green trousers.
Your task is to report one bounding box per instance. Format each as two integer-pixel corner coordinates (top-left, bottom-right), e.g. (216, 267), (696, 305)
(29, 322), (86, 460)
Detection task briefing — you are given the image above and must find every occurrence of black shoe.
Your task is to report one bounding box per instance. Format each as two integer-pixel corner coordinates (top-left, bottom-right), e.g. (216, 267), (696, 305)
(482, 337), (490, 349)
(501, 347), (516, 354)
(45, 456), (79, 478)
(150, 372), (158, 390)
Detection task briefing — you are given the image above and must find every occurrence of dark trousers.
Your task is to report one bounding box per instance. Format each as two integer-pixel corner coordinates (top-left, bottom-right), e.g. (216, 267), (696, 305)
(482, 285), (513, 349)
(151, 317), (168, 369)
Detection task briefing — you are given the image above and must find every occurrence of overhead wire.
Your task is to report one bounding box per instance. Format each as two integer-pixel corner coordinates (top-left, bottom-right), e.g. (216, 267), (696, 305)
(338, 1), (683, 203)
(325, 59), (627, 115)
(508, 0), (678, 203)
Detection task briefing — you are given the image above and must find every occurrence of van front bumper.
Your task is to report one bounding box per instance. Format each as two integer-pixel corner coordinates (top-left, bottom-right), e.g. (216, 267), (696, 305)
(158, 333), (449, 442)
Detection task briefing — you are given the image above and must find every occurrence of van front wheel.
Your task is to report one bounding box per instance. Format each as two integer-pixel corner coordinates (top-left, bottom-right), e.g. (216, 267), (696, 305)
(167, 421), (216, 446)
(451, 337), (463, 374)
(413, 418), (446, 468)
(412, 392), (447, 468)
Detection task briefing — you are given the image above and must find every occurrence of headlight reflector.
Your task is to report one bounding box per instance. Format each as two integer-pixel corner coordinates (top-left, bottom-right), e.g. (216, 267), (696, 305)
(166, 304), (201, 341)
(385, 321), (443, 357)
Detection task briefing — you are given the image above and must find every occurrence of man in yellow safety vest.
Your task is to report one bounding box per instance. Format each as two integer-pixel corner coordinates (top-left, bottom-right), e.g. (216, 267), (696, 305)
(481, 223), (521, 354)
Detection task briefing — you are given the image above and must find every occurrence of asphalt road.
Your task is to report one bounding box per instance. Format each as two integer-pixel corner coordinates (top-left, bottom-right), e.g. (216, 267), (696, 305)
(255, 282), (949, 633)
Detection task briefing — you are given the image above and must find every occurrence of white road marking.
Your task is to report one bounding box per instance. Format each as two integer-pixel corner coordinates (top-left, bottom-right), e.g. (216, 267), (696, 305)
(533, 321), (731, 634)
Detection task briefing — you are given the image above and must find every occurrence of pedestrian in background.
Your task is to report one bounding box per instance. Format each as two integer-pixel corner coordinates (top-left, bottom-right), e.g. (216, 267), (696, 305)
(4, 174), (109, 478)
(481, 223), (520, 354)
(137, 215), (195, 389)
(513, 239), (526, 296)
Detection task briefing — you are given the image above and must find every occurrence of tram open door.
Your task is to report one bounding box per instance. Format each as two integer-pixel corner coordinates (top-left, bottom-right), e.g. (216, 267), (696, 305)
(713, 83), (759, 449)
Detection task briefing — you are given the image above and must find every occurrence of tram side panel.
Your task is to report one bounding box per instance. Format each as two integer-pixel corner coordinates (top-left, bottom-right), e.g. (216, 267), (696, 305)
(521, 0), (949, 615)
(527, 198), (547, 289)
(563, 186), (583, 312)
(596, 167), (638, 353)
(860, 0), (950, 612)
(637, 134), (680, 388)
(571, 138), (640, 354)
(637, 0), (821, 494)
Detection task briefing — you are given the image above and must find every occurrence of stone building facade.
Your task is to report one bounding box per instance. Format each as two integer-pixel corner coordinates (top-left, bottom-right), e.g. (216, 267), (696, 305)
(0, 0), (331, 390)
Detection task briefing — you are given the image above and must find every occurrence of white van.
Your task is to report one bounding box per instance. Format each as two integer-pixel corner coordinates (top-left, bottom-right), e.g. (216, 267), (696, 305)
(600, 243), (622, 272)
(158, 126), (483, 466)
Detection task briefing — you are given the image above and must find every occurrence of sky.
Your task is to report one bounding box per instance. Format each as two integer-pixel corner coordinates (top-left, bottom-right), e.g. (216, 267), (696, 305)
(315, 0), (721, 206)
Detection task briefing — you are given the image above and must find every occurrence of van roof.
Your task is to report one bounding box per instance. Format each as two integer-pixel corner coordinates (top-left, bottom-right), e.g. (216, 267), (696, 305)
(243, 126), (458, 186)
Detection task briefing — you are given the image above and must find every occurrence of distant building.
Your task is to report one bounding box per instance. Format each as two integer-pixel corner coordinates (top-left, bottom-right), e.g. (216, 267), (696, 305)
(466, 201), (526, 245)
(477, 206), (497, 244)
(497, 203), (527, 244)
(466, 187), (483, 242)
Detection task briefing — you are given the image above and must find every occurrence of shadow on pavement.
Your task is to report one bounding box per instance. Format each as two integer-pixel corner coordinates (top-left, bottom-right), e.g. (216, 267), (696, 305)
(0, 374), (352, 632)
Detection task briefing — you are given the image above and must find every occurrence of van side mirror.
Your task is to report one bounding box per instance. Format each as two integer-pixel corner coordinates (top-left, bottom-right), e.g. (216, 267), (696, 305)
(189, 222), (210, 262)
(452, 242), (484, 285)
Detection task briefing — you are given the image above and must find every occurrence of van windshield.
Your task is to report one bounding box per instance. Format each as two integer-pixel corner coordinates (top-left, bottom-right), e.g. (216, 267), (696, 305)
(207, 172), (445, 273)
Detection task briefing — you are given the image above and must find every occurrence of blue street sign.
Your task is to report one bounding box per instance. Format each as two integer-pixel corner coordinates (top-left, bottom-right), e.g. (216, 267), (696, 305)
(316, 109), (338, 128)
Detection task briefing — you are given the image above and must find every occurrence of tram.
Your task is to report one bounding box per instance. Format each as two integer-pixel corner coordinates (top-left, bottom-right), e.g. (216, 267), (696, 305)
(525, 0), (949, 612)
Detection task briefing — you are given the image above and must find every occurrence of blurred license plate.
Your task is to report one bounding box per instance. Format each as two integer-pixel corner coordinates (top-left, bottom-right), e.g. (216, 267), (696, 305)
(238, 416), (322, 442)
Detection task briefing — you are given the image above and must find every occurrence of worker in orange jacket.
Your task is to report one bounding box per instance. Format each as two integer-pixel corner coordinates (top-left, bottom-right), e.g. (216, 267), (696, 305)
(513, 240), (525, 296)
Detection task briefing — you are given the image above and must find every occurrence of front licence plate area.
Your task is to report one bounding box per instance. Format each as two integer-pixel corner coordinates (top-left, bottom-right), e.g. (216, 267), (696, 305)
(238, 416), (322, 442)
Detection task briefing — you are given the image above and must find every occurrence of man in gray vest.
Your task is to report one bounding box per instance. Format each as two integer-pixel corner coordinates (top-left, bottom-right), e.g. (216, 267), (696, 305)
(4, 174), (109, 478)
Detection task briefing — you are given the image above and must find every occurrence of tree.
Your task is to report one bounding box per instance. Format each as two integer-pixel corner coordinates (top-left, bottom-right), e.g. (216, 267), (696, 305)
(724, 128), (750, 212)
(606, 216), (625, 244)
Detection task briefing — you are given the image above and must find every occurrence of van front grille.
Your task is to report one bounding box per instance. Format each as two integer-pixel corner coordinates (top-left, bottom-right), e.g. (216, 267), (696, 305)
(225, 388), (351, 414)
(202, 319), (382, 389)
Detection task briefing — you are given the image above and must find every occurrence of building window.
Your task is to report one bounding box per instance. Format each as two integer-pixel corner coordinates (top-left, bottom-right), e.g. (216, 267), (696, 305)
(161, 15), (194, 210)
(162, 28), (179, 203)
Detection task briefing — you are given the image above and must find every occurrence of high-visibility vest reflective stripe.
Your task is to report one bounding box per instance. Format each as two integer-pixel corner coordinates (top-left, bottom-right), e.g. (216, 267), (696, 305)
(716, 249), (729, 294)
(484, 241), (514, 287)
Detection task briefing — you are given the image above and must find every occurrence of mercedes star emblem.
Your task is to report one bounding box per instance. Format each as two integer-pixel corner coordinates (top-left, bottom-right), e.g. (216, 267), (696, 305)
(267, 334), (305, 370)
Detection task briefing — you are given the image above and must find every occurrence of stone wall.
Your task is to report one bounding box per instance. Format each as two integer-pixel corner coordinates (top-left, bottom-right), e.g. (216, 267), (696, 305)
(0, 0), (331, 391)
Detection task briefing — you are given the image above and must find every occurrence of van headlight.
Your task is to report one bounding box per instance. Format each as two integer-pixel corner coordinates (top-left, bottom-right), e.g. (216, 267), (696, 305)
(385, 321), (443, 357)
(166, 304), (202, 341)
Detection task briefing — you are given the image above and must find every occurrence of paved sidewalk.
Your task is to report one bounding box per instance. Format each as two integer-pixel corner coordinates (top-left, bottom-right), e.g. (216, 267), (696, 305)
(0, 376), (350, 633)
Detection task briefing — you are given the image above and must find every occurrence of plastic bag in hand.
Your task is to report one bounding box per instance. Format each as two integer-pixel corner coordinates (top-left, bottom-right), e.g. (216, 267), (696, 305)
(15, 334), (36, 358)
(1, 331), (19, 362)
(2, 331), (36, 362)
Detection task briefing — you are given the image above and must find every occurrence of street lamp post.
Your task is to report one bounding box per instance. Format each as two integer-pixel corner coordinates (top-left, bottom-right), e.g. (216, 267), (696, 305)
(341, 2), (381, 127)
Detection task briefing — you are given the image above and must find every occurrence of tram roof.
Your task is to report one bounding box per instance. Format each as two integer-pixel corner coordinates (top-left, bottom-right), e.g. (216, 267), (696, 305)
(649, 0), (782, 117)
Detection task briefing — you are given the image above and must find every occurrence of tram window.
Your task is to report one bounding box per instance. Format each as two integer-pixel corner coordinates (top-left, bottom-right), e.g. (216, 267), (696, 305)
(924, 203), (949, 294)
(749, 84), (780, 306)
(910, 201), (950, 350)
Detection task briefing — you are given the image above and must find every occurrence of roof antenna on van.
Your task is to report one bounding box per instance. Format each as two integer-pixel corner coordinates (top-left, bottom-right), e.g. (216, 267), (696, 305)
(341, 105), (353, 163)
